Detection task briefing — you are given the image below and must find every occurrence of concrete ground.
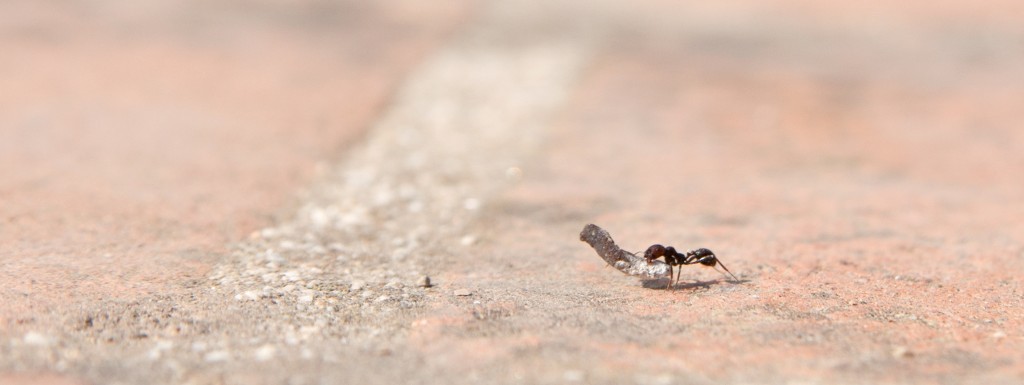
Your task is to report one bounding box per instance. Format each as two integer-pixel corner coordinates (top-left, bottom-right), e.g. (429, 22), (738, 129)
(3, 1), (1024, 384)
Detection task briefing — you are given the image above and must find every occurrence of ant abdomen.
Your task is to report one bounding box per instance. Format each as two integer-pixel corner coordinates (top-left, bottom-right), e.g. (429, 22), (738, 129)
(684, 248), (714, 266)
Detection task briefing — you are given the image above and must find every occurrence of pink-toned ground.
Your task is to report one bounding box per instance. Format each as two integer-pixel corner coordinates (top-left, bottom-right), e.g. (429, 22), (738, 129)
(3, 1), (1024, 384)
(480, 29), (1024, 381)
(418, 1), (1024, 382)
(0, 0), (470, 320)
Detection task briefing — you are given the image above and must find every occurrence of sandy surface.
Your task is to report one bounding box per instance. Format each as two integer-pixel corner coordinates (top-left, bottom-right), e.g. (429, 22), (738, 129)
(0, 0), (468, 321)
(3, 0), (1024, 384)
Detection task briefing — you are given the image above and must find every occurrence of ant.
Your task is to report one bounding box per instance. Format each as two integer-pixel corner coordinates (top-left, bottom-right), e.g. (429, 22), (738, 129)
(640, 244), (738, 289)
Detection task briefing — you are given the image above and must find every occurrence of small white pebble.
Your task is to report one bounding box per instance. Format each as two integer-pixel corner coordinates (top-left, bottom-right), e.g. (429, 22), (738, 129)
(204, 350), (230, 363)
(453, 289), (472, 296)
(375, 295), (391, 303)
(891, 346), (912, 359)
(463, 198), (481, 211)
(505, 167), (523, 181)
(285, 336), (299, 346)
(254, 345), (276, 362)
(309, 209), (330, 228)
(264, 250), (285, 264)
(408, 201), (424, 213)
(373, 189), (394, 206)
(297, 294), (314, 304)
(350, 281), (365, 291)
(146, 340), (174, 360)
(23, 332), (51, 347)
(992, 331), (1007, 339)
(563, 370), (584, 382)
(460, 235), (477, 246)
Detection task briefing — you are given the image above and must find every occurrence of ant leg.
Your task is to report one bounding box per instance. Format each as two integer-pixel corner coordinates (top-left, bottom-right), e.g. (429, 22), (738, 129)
(688, 255), (714, 265)
(671, 266), (679, 290)
(715, 259), (739, 281)
(667, 265), (674, 289)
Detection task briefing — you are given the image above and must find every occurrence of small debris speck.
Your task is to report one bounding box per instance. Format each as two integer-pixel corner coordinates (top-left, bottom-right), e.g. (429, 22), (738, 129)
(254, 345), (276, 362)
(204, 350), (230, 363)
(417, 276), (432, 288)
(563, 370), (584, 382)
(453, 289), (472, 296)
(241, 291), (260, 301)
(505, 166), (523, 181)
(23, 332), (51, 347)
(891, 346), (912, 359)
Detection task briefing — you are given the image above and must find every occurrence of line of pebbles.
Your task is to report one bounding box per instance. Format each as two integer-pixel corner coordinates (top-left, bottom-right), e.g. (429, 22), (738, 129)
(207, 13), (589, 353)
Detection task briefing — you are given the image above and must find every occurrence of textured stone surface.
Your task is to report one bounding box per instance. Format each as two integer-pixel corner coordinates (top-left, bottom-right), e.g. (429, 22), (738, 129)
(0, 0), (469, 321)
(3, 0), (1024, 384)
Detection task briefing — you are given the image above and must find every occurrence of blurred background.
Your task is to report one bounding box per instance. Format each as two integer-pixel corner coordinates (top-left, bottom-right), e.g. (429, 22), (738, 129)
(4, 0), (1022, 250)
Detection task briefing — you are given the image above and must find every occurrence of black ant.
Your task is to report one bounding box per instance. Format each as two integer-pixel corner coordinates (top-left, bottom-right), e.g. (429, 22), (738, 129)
(640, 244), (737, 289)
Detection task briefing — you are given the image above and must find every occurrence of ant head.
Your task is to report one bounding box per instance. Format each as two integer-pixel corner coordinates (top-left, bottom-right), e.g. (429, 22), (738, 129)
(643, 244), (666, 262)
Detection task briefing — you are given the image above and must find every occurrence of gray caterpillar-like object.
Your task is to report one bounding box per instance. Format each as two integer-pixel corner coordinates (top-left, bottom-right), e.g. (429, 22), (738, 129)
(579, 224), (670, 279)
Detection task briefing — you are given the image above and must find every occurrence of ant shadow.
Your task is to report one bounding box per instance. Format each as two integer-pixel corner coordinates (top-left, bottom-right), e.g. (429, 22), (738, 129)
(641, 277), (751, 290)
